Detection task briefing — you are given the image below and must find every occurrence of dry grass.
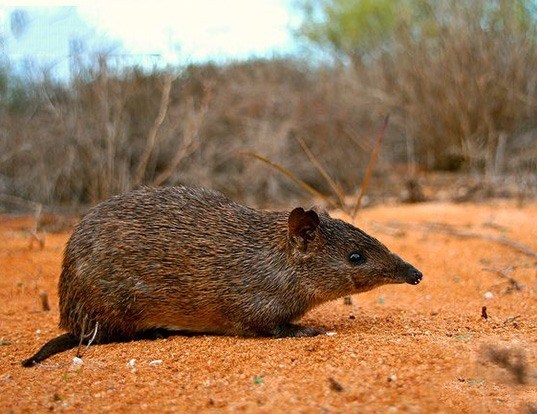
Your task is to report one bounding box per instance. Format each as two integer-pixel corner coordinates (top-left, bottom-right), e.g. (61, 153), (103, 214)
(1, 1), (536, 208)
(352, 1), (537, 173)
(0, 60), (390, 207)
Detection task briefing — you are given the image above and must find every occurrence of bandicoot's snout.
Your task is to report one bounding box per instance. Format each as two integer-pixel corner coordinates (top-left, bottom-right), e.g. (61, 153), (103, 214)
(389, 253), (423, 285)
(404, 264), (423, 285)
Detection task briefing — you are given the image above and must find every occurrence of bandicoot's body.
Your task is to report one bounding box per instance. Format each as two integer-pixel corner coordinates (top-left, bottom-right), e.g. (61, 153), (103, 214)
(23, 186), (422, 366)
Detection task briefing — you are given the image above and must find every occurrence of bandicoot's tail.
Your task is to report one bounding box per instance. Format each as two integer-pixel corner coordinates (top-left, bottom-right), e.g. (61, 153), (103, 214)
(22, 333), (79, 367)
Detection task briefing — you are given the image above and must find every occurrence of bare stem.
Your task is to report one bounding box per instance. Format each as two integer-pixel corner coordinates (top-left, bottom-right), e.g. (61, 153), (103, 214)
(352, 114), (390, 219)
(241, 151), (338, 209)
(296, 136), (347, 209)
(134, 73), (175, 185)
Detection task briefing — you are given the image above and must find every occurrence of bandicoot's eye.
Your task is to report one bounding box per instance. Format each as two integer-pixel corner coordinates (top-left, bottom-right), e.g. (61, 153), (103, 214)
(349, 252), (365, 265)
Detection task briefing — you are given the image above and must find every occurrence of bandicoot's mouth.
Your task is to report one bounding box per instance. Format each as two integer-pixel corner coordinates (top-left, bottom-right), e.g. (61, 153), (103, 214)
(407, 275), (422, 285)
(405, 268), (423, 285)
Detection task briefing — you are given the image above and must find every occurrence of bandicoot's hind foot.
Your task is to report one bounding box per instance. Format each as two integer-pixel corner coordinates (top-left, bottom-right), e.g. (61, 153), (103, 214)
(22, 332), (79, 367)
(272, 323), (326, 338)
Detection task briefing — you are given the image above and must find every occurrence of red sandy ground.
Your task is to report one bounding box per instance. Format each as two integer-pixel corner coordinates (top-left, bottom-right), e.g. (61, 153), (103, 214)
(0, 201), (536, 413)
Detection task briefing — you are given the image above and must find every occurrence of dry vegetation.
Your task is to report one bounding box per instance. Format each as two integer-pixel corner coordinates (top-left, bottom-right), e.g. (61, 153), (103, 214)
(0, 1), (536, 209)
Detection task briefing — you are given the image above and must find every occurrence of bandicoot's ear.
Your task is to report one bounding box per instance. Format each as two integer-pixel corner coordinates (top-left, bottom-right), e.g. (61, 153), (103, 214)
(288, 207), (320, 251)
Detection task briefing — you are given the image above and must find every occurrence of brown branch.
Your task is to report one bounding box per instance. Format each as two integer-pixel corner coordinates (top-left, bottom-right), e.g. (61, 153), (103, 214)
(295, 136), (347, 209)
(241, 151), (338, 209)
(152, 86), (211, 186)
(134, 73), (175, 185)
(352, 114), (390, 219)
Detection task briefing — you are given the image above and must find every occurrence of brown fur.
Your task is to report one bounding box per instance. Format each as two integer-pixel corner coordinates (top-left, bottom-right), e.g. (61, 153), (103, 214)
(22, 186), (422, 366)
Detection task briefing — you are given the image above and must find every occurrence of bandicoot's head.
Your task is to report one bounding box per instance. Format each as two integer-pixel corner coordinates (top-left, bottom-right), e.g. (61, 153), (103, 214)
(287, 207), (422, 296)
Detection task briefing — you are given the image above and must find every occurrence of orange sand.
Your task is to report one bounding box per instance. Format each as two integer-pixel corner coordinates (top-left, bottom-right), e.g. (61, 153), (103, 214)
(1, 201), (536, 413)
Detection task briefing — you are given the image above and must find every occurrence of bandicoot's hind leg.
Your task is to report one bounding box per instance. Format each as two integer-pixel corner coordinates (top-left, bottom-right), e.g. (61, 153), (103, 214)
(21, 333), (79, 367)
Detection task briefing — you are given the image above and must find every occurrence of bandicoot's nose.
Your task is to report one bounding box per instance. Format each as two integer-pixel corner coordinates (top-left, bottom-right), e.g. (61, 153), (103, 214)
(406, 266), (423, 285)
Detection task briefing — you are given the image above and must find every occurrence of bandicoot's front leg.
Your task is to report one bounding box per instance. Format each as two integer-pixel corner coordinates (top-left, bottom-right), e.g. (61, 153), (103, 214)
(272, 323), (326, 338)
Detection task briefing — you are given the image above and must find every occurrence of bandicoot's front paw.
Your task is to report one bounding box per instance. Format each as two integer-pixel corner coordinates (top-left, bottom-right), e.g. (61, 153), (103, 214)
(293, 325), (326, 337)
(273, 324), (326, 338)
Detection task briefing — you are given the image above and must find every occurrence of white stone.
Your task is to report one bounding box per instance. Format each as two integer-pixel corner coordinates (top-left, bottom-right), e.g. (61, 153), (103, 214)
(72, 357), (83, 366)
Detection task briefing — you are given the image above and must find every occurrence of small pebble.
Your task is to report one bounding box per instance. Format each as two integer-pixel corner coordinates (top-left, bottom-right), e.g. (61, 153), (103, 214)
(35, 329), (41, 335)
(328, 377), (344, 392)
(326, 331), (337, 336)
(72, 357), (83, 366)
(127, 359), (136, 369)
(149, 359), (163, 366)
(388, 374), (397, 382)
(483, 292), (494, 299)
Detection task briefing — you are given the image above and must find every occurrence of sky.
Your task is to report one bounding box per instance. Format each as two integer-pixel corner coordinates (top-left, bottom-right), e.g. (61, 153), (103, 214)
(0, 0), (296, 60)
(78, 1), (299, 62)
(0, 0), (302, 71)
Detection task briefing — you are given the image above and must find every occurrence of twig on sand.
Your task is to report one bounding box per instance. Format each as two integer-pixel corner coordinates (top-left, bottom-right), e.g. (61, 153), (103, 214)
(435, 227), (536, 258)
(482, 267), (523, 291)
(76, 317), (99, 359)
(503, 315), (521, 326)
(80, 322), (99, 358)
(374, 221), (537, 259)
(0, 194), (45, 248)
(39, 291), (51, 311)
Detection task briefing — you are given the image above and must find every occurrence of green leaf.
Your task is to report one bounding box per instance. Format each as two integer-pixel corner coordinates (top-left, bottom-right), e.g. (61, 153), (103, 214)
(466, 378), (485, 385)
(454, 333), (473, 341)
